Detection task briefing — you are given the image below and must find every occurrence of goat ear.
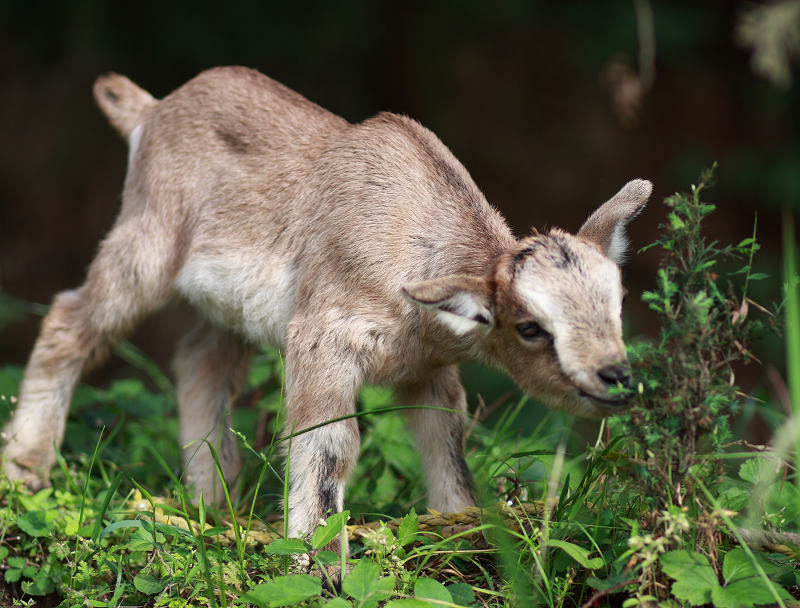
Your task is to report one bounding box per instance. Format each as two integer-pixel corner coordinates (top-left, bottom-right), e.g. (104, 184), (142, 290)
(403, 275), (494, 335)
(578, 179), (652, 265)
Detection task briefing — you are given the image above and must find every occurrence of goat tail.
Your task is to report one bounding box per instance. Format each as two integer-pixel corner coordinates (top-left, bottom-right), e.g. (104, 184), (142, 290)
(93, 73), (157, 139)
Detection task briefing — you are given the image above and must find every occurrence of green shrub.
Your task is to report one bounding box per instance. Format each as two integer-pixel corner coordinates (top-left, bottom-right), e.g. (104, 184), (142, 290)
(616, 165), (765, 516)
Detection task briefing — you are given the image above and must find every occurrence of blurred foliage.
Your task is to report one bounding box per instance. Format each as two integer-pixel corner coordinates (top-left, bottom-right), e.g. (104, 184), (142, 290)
(737, 0), (800, 89)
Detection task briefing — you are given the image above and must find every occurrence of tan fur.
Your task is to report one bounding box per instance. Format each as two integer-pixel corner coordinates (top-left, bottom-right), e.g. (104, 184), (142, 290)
(1, 67), (651, 554)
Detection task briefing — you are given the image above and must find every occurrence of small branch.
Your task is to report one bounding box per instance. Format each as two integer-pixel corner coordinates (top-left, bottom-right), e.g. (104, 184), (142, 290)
(738, 528), (800, 557)
(634, 0), (656, 91)
(720, 439), (775, 453)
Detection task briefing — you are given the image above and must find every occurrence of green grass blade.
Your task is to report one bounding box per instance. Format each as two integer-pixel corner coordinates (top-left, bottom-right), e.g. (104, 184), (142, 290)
(115, 340), (175, 395)
(70, 429), (105, 584)
(782, 210), (800, 482)
(90, 472), (123, 542)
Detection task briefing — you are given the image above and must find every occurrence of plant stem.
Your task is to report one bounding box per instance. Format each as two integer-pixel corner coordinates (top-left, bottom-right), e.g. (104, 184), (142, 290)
(782, 209), (800, 485)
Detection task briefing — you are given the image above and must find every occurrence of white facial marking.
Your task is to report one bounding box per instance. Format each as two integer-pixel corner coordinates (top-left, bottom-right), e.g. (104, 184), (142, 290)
(514, 280), (557, 334)
(515, 237), (625, 391)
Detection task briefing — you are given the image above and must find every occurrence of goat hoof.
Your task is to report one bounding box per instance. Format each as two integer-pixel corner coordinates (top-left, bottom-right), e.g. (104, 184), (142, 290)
(3, 459), (50, 491)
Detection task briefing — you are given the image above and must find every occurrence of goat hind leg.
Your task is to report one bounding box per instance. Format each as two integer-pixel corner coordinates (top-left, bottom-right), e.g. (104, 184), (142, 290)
(2, 289), (97, 488)
(2, 222), (174, 489)
(173, 321), (253, 504)
(398, 366), (477, 513)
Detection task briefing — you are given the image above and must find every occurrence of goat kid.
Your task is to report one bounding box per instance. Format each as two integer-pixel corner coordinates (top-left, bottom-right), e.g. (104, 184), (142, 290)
(2, 67), (651, 560)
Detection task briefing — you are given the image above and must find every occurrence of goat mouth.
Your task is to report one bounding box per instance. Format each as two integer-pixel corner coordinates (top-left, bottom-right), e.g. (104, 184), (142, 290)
(579, 390), (632, 407)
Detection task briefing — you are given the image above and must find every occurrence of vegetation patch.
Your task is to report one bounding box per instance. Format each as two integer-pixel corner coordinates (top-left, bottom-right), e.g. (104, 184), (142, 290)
(1, 168), (798, 607)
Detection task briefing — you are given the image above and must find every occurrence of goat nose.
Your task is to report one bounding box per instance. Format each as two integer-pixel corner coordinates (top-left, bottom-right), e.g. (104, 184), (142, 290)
(597, 365), (632, 389)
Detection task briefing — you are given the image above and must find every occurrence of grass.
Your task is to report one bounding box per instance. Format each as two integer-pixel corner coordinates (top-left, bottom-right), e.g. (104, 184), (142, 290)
(783, 209), (800, 481)
(1, 170), (799, 607)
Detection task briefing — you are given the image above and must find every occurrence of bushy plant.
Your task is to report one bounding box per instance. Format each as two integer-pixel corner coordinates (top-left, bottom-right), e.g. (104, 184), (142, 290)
(616, 165), (765, 516)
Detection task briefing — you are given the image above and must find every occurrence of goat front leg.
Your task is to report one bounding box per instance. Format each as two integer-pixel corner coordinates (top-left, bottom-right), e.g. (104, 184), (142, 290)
(283, 328), (362, 568)
(397, 365), (476, 513)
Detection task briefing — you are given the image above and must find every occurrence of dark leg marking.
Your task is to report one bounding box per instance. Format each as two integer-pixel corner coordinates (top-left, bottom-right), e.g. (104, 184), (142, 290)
(449, 427), (477, 503)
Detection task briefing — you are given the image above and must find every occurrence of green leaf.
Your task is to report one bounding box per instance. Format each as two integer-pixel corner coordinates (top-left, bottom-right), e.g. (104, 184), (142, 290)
(18, 487), (53, 510)
(98, 519), (193, 543)
(723, 548), (754, 583)
(314, 550), (340, 565)
(415, 577), (452, 603)
(322, 599), (353, 608)
(447, 582), (476, 606)
(242, 574), (322, 607)
(248, 352), (277, 386)
(0, 546), (8, 561)
(360, 386), (394, 409)
(660, 550), (720, 606)
(311, 510), (349, 549)
(586, 570), (632, 591)
(669, 212), (686, 230)
(15, 510), (56, 537)
(265, 538), (308, 555)
(6, 556), (26, 569)
(717, 484), (751, 511)
(344, 558), (379, 598)
(124, 526), (165, 552)
(21, 571), (55, 596)
(342, 559), (395, 607)
(622, 597), (658, 608)
(547, 539), (603, 570)
(723, 548), (781, 581)
(201, 525), (229, 537)
(747, 272), (768, 281)
(5, 568), (22, 583)
(711, 579), (790, 608)
(372, 577), (396, 606)
(385, 600), (433, 608)
(712, 549), (791, 608)
(133, 572), (167, 595)
(398, 508), (418, 547)
(738, 458), (776, 485)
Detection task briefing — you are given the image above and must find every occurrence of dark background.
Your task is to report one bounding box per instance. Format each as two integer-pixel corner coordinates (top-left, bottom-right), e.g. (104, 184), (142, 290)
(1, 1), (796, 410)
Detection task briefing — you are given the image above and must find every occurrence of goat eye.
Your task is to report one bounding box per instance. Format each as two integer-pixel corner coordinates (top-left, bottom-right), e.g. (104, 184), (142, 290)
(516, 321), (545, 340)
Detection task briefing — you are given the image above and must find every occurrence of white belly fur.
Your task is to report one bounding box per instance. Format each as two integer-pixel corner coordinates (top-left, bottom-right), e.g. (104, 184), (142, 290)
(175, 254), (297, 346)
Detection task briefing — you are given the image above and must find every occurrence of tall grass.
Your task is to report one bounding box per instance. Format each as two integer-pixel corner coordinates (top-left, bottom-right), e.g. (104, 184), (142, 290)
(783, 210), (800, 481)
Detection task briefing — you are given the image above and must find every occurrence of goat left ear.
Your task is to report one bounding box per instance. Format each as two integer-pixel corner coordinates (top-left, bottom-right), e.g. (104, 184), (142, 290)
(578, 179), (652, 265)
(402, 275), (494, 336)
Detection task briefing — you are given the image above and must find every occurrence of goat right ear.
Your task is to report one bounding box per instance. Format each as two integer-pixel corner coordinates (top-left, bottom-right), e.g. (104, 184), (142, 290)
(578, 179), (652, 265)
(403, 276), (494, 336)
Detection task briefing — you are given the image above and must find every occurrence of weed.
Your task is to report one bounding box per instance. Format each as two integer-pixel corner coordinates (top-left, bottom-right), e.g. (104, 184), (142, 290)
(616, 165), (767, 515)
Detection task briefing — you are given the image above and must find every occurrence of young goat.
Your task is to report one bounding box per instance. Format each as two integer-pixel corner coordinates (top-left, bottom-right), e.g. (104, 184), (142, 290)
(2, 67), (650, 555)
